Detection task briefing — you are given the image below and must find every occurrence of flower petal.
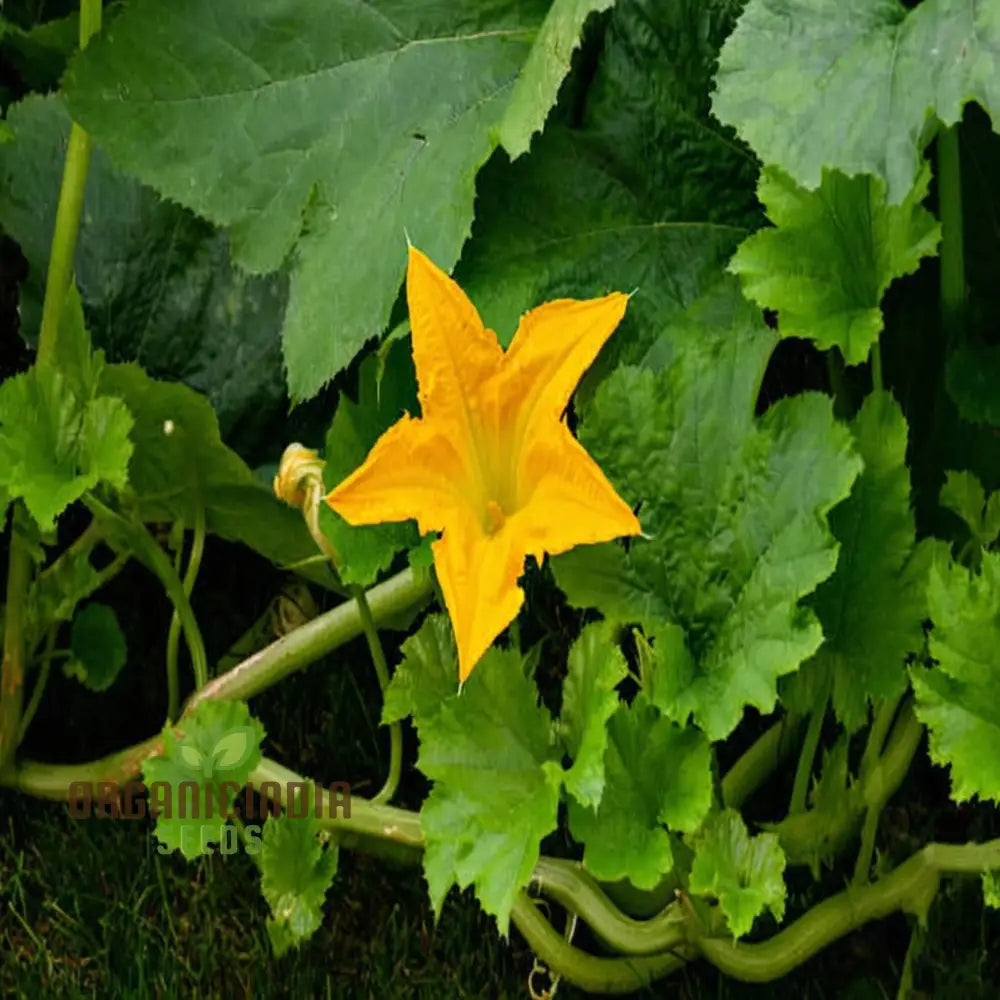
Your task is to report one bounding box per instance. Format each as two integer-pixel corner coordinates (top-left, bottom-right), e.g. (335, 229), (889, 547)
(325, 414), (465, 537)
(433, 504), (528, 683)
(406, 246), (503, 418)
(499, 293), (629, 434)
(518, 423), (642, 560)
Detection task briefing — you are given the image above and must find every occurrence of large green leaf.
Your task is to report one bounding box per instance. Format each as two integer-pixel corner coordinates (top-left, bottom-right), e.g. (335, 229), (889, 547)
(729, 165), (940, 365)
(911, 550), (1000, 804)
(61, 0), (549, 402)
(567, 696), (713, 889)
(0, 95), (289, 460)
(689, 809), (786, 939)
(456, 0), (760, 393)
(552, 280), (862, 740)
(712, 0), (1000, 204)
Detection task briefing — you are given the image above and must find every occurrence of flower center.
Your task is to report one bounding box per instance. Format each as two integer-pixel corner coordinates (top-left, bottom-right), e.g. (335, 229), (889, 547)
(483, 499), (507, 536)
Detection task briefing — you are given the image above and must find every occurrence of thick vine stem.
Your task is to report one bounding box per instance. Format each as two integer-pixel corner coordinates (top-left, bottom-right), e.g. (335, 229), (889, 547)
(0, 508), (33, 770)
(530, 857), (687, 956)
(695, 839), (1000, 983)
(35, 0), (102, 364)
(511, 893), (691, 995)
(0, 567), (434, 795)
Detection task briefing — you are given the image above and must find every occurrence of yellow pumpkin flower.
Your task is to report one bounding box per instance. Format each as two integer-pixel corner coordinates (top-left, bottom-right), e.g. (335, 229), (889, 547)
(325, 246), (641, 682)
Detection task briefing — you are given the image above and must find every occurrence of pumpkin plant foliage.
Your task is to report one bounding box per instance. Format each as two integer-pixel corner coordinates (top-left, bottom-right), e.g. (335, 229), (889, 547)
(3, 0), (1000, 995)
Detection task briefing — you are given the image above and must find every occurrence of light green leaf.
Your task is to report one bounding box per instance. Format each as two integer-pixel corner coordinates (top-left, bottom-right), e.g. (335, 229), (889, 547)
(713, 0), (1000, 204)
(179, 745), (204, 770)
(911, 550), (1000, 804)
(496, 0), (616, 159)
(803, 392), (937, 731)
(319, 336), (424, 586)
(552, 280), (861, 740)
(381, 613), (458, 728)
(567, 696), (713, 889)
(211, 728), (257, 773)
(938, 469), (1000, 565)
(62, 0), (549, 401)
(984, 871), (1000, 909)
(143, 700), (265, 859)
(0, 364), (133, 530)
(260, 784), (338, 957)
(65, 602), (127, 692)
(557, 620), (628, 809)
(689, 809), (786, 939)
(729, 166), (940, 364)
(414, 639), (563, 936)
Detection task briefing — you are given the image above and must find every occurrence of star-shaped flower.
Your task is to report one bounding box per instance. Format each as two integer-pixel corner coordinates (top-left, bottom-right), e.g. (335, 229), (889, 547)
(325, 246), (641, 681)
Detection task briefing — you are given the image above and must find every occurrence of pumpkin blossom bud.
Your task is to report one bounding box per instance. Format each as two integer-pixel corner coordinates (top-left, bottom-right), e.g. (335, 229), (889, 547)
(274, 443), (325, 509)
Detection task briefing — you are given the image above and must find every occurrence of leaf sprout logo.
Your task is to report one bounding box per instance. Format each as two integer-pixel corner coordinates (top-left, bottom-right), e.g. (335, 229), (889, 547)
(177, 727), (257, 781)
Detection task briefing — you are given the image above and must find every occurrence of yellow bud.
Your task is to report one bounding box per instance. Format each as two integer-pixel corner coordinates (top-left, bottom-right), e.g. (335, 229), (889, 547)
(273, 443), (325, 509)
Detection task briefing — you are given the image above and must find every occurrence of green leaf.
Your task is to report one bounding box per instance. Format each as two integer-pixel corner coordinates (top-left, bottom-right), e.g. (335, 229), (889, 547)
(319, 336), (424, 586)
(557, 621), (628, 809)
(712, 0), (1000, 204)
(210, 728), (258, 773)
(0, 364), (133, 530)
(27, 538), (105, 638)
(911, 550), (1000, 804)
(496, 0), (616, 159)
(381, 613), (458, 729)
(0, 95), (290, 459)
(411, 634), (562, 935)
(567, 696), (713, 889)
(62, 0), (549, 402)
(729, 166), (940, 365)
(457, 0), (760, 392)
(552, 280), (862, 740)
(689, 809), (786, 939)
(65, 602), (127, 692)
(939, 470), (1000, 552)
(802, 392), (937, 731)
(984, 871), (1000, 909)
(260, 784), (338, 957)
(143, 700), (265, 859)
(97, 363), (333, 588)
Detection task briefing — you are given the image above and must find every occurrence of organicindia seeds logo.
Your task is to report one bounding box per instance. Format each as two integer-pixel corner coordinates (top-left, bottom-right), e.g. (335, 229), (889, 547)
(66, 718), (351, 858)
